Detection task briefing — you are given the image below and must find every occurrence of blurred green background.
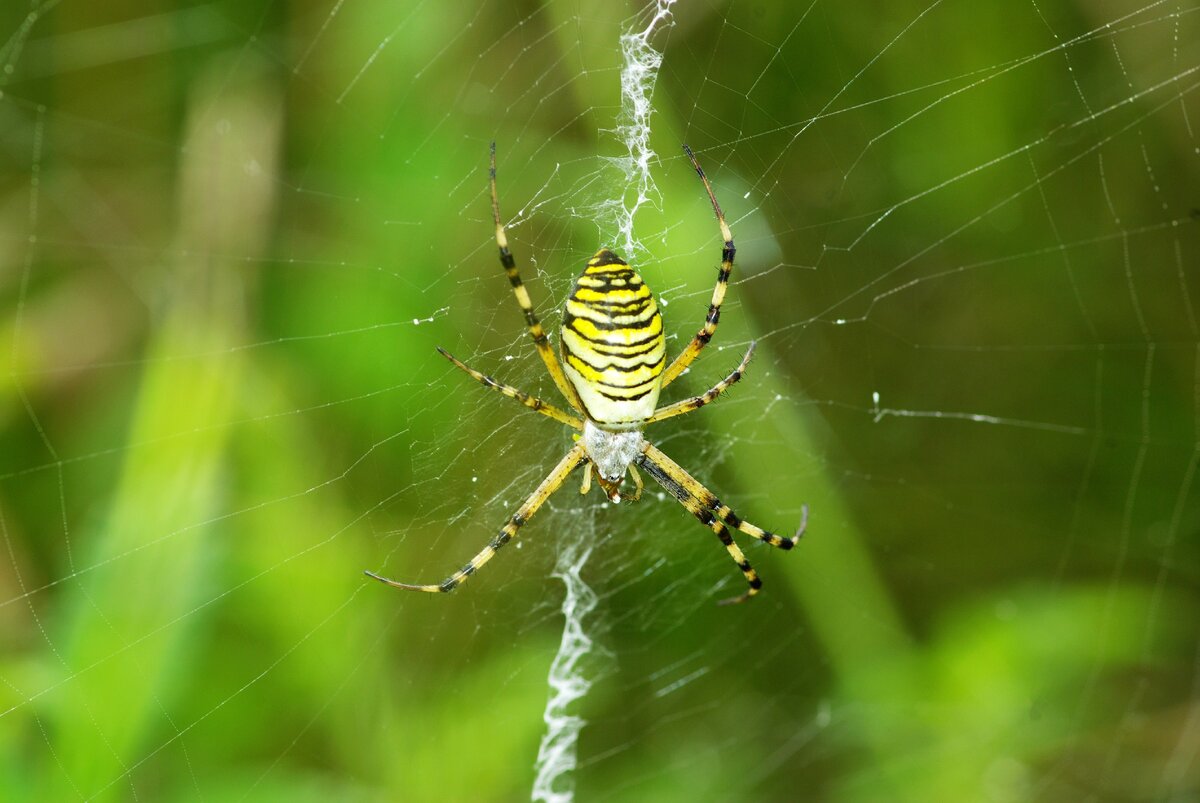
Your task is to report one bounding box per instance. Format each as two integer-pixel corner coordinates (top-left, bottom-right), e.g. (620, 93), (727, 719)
(1, 1), (1198, 800)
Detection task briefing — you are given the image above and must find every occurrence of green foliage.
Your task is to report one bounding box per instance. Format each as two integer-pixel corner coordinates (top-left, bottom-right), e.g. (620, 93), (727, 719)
(1, 1), (1197, 801)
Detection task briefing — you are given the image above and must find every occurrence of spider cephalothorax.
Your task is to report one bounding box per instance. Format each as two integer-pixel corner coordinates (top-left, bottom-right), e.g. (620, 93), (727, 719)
(365, 144), (806, 605)
(580, 420), (644, 503)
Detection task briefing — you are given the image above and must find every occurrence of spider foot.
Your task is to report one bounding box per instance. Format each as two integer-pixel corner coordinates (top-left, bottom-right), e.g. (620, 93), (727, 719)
(363, 570), (446, 593)
(789, 504), (809, 546)
(717, 588), (757, 606)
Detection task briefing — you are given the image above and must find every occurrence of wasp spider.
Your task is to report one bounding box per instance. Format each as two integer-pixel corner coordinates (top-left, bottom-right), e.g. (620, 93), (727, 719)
(366, 144), (806, 605)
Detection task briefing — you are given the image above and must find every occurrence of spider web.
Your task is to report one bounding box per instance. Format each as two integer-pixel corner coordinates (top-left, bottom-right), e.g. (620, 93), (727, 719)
(2, 1), (1199, 801)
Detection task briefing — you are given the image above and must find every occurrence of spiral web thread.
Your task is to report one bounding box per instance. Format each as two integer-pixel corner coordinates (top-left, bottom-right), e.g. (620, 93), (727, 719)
(530, 4), (676, 801)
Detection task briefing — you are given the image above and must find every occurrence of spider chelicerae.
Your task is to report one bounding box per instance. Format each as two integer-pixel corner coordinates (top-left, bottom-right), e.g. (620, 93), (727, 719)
(366, 143), (806, 605)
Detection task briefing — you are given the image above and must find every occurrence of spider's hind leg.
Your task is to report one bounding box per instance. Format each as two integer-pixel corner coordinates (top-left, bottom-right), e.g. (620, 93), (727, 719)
(366, 443), (587, 594)
(637, 442), (805, 604)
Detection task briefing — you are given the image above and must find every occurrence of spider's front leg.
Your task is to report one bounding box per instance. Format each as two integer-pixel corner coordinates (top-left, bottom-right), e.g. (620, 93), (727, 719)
(627, 464), (644, 502)
(580, 460), (642, 502)
(660, 144), (736, 388)
(489, 143), (584, 411)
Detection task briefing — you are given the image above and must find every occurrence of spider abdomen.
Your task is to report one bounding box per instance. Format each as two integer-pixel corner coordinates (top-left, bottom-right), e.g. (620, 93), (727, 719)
(561, 249), (665, 426)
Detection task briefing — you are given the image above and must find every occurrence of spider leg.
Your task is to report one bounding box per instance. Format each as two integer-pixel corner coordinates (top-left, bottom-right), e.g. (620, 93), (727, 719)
(580, 462), (593, 495)
(647, 341), (755, 424)
(637, 442), (804, 605)
(490, 143), (584, 411)
(437, 347), (582, 429)
(642, 442), (803, 550)
(627, 464), (644, 502)
(366, 443), (587, 593)
(660, 145), (736, 389)
(637, 447), (760, 605)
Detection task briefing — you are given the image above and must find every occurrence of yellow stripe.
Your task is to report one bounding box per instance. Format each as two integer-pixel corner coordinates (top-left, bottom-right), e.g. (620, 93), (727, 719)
(563, 349), (662, 387)
(582, 338), (663, 355)
(565, 302), (657, 328)
(575, 275), (635, 288)
(565, 344), (664, 372)
(571, 286), (650, 304)
(567, 312), (662, 344)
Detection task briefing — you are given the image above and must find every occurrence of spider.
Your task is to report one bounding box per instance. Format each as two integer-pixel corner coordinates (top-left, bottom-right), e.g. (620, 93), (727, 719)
(365, 143), (806, 605)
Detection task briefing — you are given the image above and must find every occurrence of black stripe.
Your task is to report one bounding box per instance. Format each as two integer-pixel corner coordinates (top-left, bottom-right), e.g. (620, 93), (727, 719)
(594, 385), (655, 402)
(564, 310), (659, 333)
(593, 375), (658, 390)
(564, 354), (659, 390)
(565, 307), (658, 329)
(582, 267), (635, 279)
(573, 272), (642, 290)
(563, 349), (665, 373)
(571, 280), (641, 295)
(572, 296), (652, 313)
(566, 297), (654, 316)
(576, 326), (661, 348)
(587, 339), (661, 358)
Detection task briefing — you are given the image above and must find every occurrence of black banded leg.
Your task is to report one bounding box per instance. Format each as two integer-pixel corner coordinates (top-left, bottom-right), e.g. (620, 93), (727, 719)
(712, 524), (761, 606)
(642, 442), (805, 550)
(490, 143), (584, 411)
(647, 341), (755, 424)
(661, 145), (736, 389)
(365, 443), (587, 593)
(437, 347), (582, 429)
(637, 448), (762, 604)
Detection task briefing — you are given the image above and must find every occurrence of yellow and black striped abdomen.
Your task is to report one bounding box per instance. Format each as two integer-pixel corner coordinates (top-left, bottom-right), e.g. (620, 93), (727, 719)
(561, 249), (665, 427)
